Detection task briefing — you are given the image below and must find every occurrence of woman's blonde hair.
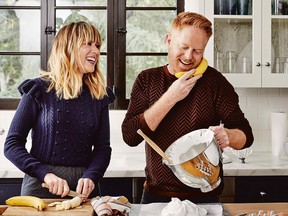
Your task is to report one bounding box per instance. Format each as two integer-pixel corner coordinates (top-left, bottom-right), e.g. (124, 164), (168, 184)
(41, 21), (106, 100)
(172, 12), (212, 38)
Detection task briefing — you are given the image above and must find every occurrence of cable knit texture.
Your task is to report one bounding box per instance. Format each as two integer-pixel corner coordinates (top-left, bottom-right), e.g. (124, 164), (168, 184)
(4, 78), (115, 184)
(122, 65), (254, 199)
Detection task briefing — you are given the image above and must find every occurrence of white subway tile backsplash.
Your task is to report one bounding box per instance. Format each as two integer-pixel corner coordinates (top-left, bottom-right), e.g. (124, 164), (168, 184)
(241, 107), (257, 119)
(235, 88), (258, 96)
(238, 96), (247, 108)
(1, 87), (288, 154)
(258, 108), (273, 119)
(257, 88), (280, 97)
(247, 96), (269, 108)
(280, 88), (288, 96)
(269, 97), (288, 108)
(252, 117), (270, 130)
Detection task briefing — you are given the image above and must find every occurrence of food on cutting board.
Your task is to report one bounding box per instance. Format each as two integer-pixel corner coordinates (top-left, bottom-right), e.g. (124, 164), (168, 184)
(5, 195), (46, 211)
(48, 196), (83, 210)
(91, 195), (131, 216)
(174, 58), (208, 78)
(41, 182), (84, 210)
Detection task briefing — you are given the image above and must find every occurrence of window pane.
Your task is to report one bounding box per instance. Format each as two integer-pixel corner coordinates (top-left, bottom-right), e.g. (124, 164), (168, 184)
(126, 0), (176, 7)
(56, 10), (107, 52)
(99, 55), (107, 83)
(126, 56), (167, 98)
(0, 55), (40, 98)
(56, 0), (106, 6)
(126, 10), (176, 53)
(0, 9), (40, 52)
(0, 0), (40, 6)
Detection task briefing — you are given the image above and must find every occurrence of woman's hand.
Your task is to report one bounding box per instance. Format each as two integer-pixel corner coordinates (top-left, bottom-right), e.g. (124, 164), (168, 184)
(44, 173), (70, 198)
(76, 178), (95, 201)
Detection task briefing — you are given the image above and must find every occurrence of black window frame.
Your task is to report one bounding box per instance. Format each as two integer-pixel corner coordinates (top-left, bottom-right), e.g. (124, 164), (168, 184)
(0, 0), (184, 110)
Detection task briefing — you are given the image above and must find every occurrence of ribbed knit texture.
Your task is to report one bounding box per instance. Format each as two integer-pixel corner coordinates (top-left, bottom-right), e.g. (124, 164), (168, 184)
(122, 65), (254, 199)
(4, 78), (115, 184)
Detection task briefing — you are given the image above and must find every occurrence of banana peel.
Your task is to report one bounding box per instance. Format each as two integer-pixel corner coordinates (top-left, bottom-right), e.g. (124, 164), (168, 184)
(175, 58), (208, 78)
(5, 195), (46, 211)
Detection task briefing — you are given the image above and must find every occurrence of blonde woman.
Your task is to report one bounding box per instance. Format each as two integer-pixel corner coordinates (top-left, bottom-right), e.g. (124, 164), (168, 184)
(4, 22), (115, 199)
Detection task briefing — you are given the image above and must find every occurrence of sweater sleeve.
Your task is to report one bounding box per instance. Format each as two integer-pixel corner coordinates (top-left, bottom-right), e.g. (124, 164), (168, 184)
(82, 87), (115, 183)
(121, 71), (153, 147)
(4, 78), (51, 180)
(213, 73), (254, 148)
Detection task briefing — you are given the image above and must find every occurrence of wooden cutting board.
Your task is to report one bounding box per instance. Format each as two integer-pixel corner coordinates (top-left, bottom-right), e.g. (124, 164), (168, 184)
(224, 202), (288, 215)
(0, 199), (94, 216)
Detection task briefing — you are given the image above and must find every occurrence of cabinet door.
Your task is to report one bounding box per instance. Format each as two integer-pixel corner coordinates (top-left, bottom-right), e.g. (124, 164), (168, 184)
(262, 0), (288, 87)
(204, 0), (261, 87)
(235, 176), (288, 202)
(0, 179), (22, 205)
(99, 178), (133, 203)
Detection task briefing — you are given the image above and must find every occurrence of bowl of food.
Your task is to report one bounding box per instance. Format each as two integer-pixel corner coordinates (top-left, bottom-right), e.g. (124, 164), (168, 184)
(163, 129), (222, 193)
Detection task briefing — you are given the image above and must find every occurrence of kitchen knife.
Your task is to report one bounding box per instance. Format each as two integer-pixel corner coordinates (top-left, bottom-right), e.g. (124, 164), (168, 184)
(41, 183), (85, 198)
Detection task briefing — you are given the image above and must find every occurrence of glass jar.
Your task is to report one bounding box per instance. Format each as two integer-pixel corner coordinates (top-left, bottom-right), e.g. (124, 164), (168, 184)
(226, 51), (237, 73)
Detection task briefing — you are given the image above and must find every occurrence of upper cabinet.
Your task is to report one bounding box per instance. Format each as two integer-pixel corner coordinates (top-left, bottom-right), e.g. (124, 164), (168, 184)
(202, 0), (288, 87)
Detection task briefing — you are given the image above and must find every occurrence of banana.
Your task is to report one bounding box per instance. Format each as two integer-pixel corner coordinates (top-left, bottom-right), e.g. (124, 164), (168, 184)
(175, 58), (208, 78)
(6, 195), (46, 211)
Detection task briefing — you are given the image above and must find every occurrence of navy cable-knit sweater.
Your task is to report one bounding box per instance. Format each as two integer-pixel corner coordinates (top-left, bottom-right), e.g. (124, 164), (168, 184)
(4, 78), (115, 184)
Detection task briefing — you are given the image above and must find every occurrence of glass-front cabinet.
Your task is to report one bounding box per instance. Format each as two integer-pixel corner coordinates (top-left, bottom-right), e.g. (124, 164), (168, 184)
(202, 0), (288, 87)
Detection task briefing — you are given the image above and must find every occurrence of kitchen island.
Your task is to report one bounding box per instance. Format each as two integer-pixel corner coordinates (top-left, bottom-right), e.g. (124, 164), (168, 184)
(1, 151), (288, 178)
(129, 202), (288, 215)
(1, 151), (288, 204)
(1, 200), (288, 215)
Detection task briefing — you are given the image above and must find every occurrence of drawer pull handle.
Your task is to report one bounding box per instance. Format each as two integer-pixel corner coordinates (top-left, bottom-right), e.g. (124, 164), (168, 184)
(260, 191), (267, 196)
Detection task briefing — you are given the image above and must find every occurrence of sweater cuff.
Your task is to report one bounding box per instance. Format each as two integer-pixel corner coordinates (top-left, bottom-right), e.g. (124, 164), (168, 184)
(36, 165), (51, 182)
(139, 113), (154, 136)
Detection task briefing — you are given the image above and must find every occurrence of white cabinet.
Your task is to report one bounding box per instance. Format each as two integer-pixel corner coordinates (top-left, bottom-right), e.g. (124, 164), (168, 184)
(200, 0), (288, 87)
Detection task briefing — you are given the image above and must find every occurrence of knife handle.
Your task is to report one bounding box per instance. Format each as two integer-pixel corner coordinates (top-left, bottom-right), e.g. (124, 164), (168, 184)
(41, 183), (49, 189)
(41, 182), (85, 198)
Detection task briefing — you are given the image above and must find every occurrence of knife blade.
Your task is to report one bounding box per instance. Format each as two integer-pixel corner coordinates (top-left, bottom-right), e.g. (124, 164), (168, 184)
(41, 183), (85, 198)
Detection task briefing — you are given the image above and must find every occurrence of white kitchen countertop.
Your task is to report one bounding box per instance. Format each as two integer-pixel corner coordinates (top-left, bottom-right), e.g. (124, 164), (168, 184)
(1, 151), (288, 179)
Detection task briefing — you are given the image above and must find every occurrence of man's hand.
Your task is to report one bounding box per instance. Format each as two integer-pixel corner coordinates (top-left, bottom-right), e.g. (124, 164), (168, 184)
(167, 70), (202, 104)
(209, 125), (229, 150)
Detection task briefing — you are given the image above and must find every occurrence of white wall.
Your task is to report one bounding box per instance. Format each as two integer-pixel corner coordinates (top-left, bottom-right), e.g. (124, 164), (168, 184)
(1, 95), (288, 155)
(185, 0), (204, 13)
(1, 1), (288, 155)
(237, 88), (288, 152)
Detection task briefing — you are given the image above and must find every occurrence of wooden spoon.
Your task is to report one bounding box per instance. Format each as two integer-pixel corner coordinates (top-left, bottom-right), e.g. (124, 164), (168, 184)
(137, 129), (173, 164)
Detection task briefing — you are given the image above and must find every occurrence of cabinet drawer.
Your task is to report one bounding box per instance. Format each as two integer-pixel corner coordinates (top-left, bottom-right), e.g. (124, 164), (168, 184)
(0, 179), (22, 205)
(235, 176), (288, 203)
(99, 178), (133, 202)
(220, 177), (235, 203)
